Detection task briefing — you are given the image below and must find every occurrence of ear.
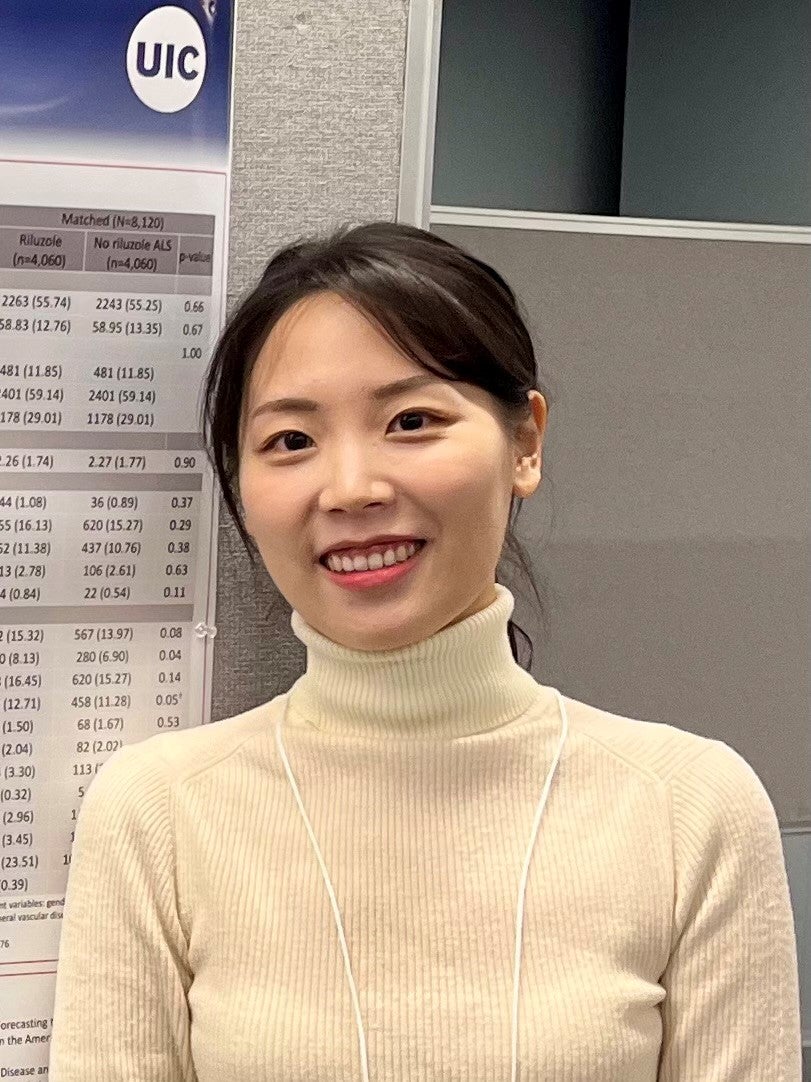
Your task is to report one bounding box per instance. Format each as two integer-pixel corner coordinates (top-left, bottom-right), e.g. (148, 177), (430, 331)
(513, 390), (546, 498)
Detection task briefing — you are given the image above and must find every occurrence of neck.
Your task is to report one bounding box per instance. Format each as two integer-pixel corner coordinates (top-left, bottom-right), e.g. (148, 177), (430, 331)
(284, 583), (553, 740)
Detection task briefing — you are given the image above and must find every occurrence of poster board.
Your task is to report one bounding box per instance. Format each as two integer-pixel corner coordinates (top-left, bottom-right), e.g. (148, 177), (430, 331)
(0, 2), (234, 1071)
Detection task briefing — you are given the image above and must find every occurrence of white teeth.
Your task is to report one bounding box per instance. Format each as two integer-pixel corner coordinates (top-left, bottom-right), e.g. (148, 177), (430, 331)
(326, 540), (421, 573)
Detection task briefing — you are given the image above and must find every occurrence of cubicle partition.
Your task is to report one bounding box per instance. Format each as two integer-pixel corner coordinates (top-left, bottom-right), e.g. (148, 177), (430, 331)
(430, 209), (811, 1058)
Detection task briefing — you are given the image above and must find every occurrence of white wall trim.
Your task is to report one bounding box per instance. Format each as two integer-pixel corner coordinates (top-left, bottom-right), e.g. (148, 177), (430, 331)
(431, 205), (811, 245)
(397, 0), (443, 229)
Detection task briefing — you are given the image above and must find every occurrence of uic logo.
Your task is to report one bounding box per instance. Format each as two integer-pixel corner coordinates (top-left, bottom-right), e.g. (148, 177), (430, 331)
(126, 6), (207, 114)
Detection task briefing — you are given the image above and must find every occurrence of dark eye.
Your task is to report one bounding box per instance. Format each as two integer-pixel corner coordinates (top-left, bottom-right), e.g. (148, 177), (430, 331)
(260, 410), (440, 455)
(394, 411), (433, 432)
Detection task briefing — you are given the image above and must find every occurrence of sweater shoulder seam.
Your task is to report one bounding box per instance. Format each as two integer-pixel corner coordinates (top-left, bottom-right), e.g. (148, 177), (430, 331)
(574, 719), (714, 787)
(148, 699), (282, 791)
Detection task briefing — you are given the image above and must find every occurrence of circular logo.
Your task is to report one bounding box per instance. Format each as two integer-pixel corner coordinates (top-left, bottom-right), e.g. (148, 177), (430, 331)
(126, 6), (206, 114)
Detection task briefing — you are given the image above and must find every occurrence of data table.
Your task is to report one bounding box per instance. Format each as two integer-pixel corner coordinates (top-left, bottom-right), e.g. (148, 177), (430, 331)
(0, 203), (218, 902)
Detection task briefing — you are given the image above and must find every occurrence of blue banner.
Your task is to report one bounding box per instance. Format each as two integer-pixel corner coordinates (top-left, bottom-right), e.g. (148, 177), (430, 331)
(0, 1), (233, 168)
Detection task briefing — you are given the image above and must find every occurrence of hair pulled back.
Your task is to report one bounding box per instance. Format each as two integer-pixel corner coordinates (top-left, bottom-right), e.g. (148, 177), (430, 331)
(202, 221), (554, 670)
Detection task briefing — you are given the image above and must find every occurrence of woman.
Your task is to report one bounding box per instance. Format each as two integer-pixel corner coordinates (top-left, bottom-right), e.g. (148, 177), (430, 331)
(49, 222), (802, 1080)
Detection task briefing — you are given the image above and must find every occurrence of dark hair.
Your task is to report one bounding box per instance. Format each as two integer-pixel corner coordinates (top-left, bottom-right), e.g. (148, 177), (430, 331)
(202, 221), (555, 670)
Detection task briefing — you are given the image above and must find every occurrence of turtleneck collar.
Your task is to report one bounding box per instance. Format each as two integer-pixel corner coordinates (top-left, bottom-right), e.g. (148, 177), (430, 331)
(284, 583), (553, 739)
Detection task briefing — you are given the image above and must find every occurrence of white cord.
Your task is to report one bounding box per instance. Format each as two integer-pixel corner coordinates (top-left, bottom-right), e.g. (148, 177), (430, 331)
(275, 714), (371, 1082)
(510, 688), (568, 1081)
(275, 688), (569, 1082)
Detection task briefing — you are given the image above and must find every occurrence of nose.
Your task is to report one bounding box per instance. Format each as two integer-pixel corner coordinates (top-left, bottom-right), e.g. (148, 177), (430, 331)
(317, 447), (395, 513)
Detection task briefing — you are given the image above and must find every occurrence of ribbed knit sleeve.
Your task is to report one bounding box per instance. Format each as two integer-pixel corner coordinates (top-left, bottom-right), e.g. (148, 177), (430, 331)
(49, 743), (196, 1081)
(657, 741), (802, 1081)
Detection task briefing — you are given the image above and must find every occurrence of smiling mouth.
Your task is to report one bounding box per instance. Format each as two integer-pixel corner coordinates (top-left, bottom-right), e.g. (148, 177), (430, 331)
(320, 539), (427, 570)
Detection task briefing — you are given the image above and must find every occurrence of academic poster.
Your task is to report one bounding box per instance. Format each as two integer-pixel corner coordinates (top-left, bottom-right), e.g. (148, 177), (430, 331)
(0, 3), (235, 1071)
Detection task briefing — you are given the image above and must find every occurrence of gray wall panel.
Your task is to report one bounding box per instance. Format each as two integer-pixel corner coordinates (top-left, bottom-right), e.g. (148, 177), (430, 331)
(212, 0), (408, 724)
(433, 223), (810, 827)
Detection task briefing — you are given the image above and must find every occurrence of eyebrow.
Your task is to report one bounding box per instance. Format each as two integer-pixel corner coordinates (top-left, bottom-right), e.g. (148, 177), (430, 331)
(248, 374), (449, 421)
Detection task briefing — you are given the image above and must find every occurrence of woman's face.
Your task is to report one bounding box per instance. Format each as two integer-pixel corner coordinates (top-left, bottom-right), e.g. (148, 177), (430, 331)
(238, 290), (547, 652)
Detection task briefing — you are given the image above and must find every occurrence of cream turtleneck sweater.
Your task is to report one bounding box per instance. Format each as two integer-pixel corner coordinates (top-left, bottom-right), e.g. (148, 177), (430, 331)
(48, 583), (802, 1080)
